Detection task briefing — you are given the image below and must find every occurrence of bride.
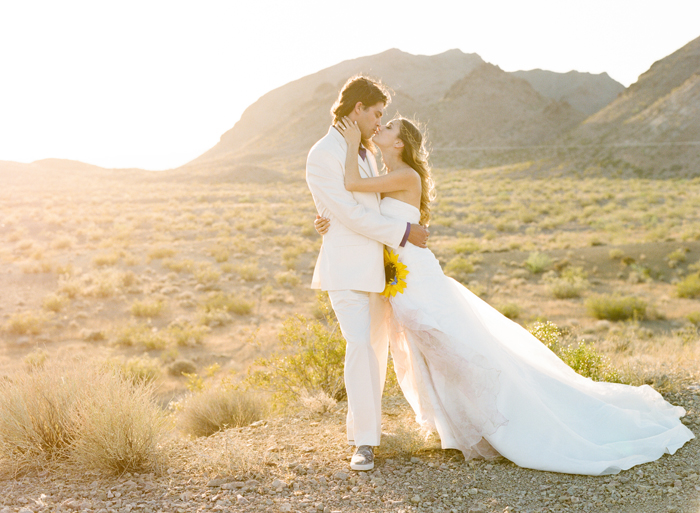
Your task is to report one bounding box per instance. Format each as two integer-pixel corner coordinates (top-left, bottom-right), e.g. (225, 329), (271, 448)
(314, 115), (694, 476)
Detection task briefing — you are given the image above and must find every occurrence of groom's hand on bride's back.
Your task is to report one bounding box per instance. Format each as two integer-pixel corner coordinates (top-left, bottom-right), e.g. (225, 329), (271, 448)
(408, 224), (429, 248)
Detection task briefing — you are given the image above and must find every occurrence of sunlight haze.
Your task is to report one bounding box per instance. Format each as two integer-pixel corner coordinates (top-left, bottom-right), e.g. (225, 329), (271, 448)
(1, 0), (698, 170)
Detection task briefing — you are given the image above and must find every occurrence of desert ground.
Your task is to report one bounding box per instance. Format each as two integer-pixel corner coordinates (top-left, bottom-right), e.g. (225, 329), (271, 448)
(1, 161), (699, 512)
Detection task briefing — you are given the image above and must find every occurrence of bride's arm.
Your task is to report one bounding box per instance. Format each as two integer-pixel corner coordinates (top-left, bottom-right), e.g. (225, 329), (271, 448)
(338, 117), (417, 194)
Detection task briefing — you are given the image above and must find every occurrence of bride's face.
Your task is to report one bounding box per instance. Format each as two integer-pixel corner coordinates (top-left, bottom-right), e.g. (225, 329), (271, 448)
(372, 120), (402, 150)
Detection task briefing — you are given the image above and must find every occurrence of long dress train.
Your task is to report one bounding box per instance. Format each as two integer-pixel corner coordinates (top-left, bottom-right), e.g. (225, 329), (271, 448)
(380, 196), (694, 475)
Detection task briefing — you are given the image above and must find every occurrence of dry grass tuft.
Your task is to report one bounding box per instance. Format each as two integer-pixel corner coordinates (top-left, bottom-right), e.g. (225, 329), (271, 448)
(179, 388), (264, 438)
(3, 311), (50, 335)
(585, 294), (647, 321)
(130, 299), (167, 318)
(0, 363), (167, 476)
(71, 370), (166, 474)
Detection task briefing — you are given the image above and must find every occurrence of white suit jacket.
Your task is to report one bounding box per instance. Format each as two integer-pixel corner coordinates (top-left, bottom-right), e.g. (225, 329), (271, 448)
(306, 126), (406, 293)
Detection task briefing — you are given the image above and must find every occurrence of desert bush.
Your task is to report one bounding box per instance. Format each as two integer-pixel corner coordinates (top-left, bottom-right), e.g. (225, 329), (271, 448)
(608, 248), (625, 260)
(524, 252), (552, 274)
(194, 263), (221, 286)
(0, 364), (82, 472)
(449, 238), (480, 254)
(275, 271), (301, 287)
(198, 309), (233, 328)
(58, 277), (82, 299)
(109, 355), (162, 384)
(167, 322), (209, 346)
(24, 348), (49, 370)
(114, 323), (169, 350)
(92, 252), (120, 267)
(497, 303), (521, 319)
(130, 299), (167, 318)
(666, 248), (688, 268)
(43, 293), (70, 312)
(3, 311), (49, 335)
(202, 292), (253, 315)
(444, 256), (474, 283)
(179, 388), (264, 437)
(528, 321), (622, 383)
(208, 245), (230, 263)
(687, 312), (700, 326)
(585, 294), (647, 321)
(71, 369), (166, 474)
(51, 235), (75, 250)
(161, 258), (195, 274)
(676, 272), (700, 298)
(236, 262), (263, 281)
(147, 246), (176, 261)
(546, 266), (589, 299)
(297, 389), (337, 415)
(244, 296), (346, 405)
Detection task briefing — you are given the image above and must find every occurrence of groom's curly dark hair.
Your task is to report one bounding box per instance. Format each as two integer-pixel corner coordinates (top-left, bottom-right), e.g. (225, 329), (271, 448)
(331, 75), (390, 125)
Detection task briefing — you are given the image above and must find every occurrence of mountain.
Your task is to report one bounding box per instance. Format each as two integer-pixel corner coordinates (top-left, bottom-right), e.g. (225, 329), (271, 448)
(192, 49), (485, 166)
(573, 35), (700, 144)
(510, 69), (625, 116)
(427, 63), (585, 148)
(189, 49), (592, 170)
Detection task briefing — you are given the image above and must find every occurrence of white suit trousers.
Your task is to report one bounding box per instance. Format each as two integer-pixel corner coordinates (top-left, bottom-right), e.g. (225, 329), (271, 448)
(328, 289), (390, 447)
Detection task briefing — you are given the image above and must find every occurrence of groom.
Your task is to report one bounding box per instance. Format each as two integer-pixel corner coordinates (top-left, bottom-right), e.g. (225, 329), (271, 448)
(306, 75), (429, 471)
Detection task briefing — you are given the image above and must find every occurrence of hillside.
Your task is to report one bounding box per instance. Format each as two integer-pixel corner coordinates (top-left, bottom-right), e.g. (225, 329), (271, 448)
(427, 63), (586, 148)
(511, 69), (624, 116)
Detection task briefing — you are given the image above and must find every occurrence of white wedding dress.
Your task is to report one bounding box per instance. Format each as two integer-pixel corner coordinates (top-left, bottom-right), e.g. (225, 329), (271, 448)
(380, 196), (694, 475)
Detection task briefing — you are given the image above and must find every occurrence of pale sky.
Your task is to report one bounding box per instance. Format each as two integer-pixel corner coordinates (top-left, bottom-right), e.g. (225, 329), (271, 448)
(1, 0), (698, 170)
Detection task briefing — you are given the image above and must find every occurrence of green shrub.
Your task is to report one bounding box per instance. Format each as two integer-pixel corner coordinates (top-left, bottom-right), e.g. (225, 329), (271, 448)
(585, 294), (647, 321)
(444, 256), (474, 283)
(546, 266), (589, 299)
(24, 348), (49, 370)
(130, 299), (166, 318)
(687, 312), (700, 326)
(677, 272), (700, 298)
(202, 292), (253, 315)
(497, 303), (521, 319)
(167, 323), (209, 346)
(275, 271), (301, 287)
(525, 252), (552, 274)
(43, 293), (70, 312)
(179, 388), (264, 437)
(244, 295), (346, 405)
(114, 323), (169, 350)
(3, 311), (49, 335)
(110, 355), (162, 384)
(147, 246), (176, 261)
(528, 321), (622, 383)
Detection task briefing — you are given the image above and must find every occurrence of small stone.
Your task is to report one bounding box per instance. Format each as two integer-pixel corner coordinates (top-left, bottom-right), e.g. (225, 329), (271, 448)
(236, 494), (248, 504)
(333, 471), (349, 481)
(410, 457), (421, 463)
(207, 478), (230, 487)
(18, 508), (33, 513)
(272, 478), (288, 489)
(250, 420), (267, 427)
(673, 480), (682, 487)
(410, 495), (421, 504)
(280, 504), (292, 512)
(221, 481), (244, 490)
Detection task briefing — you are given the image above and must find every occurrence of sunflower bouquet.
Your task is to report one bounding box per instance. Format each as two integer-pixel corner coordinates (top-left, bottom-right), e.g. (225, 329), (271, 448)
(381, 248), (409, 297)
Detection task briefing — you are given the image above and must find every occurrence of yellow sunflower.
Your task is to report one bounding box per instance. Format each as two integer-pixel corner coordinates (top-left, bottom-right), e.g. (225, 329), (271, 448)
(381, 248), (409, 297)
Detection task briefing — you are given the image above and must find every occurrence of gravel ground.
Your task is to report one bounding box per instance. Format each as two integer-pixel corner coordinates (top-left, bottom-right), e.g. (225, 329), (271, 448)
(1, 389), (698, 513)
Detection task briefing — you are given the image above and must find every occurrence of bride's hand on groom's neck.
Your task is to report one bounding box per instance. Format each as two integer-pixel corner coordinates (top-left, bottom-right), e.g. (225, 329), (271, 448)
(337, 116), (361, 149)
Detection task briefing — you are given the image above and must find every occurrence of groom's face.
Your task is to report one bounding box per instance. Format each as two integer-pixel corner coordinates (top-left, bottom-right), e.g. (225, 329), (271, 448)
(355, 102), (385, 141)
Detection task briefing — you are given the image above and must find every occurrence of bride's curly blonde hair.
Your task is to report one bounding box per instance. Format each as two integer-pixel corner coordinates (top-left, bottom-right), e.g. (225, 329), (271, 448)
(397, 118), (436, 226)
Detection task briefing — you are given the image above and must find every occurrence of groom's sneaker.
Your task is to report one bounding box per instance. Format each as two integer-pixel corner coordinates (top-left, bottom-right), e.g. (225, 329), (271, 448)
(350, 445), (374, 471)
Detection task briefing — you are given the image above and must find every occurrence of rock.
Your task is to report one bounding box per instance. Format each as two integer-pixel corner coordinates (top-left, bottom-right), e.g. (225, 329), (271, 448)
(250, 420), (267, 428)
(236, 494), (248, 504)
(18, 508), (33, 513)
(410, 457), (421, 463)
(207, 478), (231, 487)
(410, 495), (421, 503)
(280, 504), (292, 512)
(221, 482), (245, 490)
(333, 471), (349, 481)
(272, 478), (288, 489)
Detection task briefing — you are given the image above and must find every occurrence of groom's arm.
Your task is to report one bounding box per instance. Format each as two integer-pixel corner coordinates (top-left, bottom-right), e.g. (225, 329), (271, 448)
(306, 147), (408, 249)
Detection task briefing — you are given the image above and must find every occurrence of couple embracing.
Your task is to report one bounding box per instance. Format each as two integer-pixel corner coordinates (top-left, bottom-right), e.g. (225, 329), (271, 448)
(305, 76), (693, 475)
